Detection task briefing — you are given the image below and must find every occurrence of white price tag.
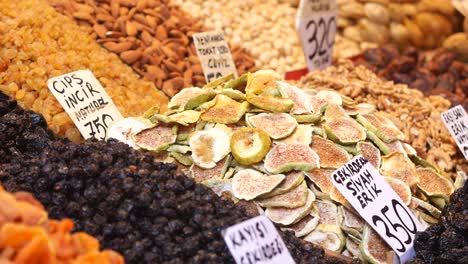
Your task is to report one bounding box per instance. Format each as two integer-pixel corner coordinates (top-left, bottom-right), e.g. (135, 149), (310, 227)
(297, 0), (338, 71)
(441, 105), (468, 160)
(47, 70), (123, 140)
(331, 155), (422, 263)
(223, 215), (295, 264)
(192, 30), (238, 83)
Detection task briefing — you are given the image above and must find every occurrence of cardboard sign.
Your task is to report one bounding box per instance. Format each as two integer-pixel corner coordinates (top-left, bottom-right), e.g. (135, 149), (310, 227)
(441, 105), (468, 160)
(297, 0), (338, 71)
(331, 155), (422, 263)
(192, 30), (238, 83)
(223, 215), (295, 264)
(47, 70), (123, 140)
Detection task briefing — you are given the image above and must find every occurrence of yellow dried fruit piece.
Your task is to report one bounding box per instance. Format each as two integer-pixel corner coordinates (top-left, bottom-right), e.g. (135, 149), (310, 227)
(324, 117), (367, 144)
(356, 113), (405, 143)
(220, 88), (246, 101)
(340, 207), (365, 238)
(277, 81), (311, 114)
(324, 103), (349, 121)
(232, 169), (285, 200)
(264, 144), (320, 174)
(343, 103), (376, 116)
(245, 69), (281, 95)
(248, 113), (297, 139)
(106, 117), (152, 149)
(282, 211), (320, 238)
(133, 125), (176, 152)
(203, 73), (235, 89)
(384, 177), (412, 205)
(256, 181), (308, 208)
(201, 95), (249, 124)
(311, 136), (350, 169)
(360, 225), (392, 264)
(265, 190), (315, 225)
(316, 200), (340, 226)
(416, 168), (454, 199)
(189, 128), (230, 169)
(380, 152), (419, 187)
(261, 171), (305, 198)
(357, 141), (381, 169)
(168, 110), (201, 125)
(305, 169), (335, 194)
(168, 87), (206, 109)
(304, 224), (345, 252)
(276, 125), (314, 145)
(246, 93), (294, 113)
(184, 89), (217, 110)
(291, 114), (322, 123)
(189, 156), (231, 183)
(230, 127), (271, 165)
(309, 90), (343, 113)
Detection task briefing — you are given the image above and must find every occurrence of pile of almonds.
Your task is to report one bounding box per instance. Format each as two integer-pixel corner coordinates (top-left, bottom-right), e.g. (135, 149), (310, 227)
(49, 0), (257, 97)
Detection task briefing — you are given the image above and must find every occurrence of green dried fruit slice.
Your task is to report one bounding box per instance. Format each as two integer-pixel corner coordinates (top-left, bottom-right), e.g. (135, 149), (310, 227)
(257, 181), (308, 208)
(230, 127), (271, 165)
(357, 141), (381, 169)
(261, 88), (282, 97)
(366, 131), (390, 154)
(346, 237), (362, 259)
(223, 73), (249, 90)
(291, 114), (322, 123)
(189, 128), (230, 169)
(264, 144), (320, 174)
(341, 95), (357, 106)
(167, 144), (191, 153)
(261, 171), (305, 198)
(380, 152), (419, 186)
(203, 73), (235, 89)
(402, 143), (417, 156)
(360, 225), (392, 264)
(106, 117), (152, 148)
(195, 99), (217, 111)
(410, 197), (441, 218)
(247, 113), (297, 139)
(282, 211), (320, 238)
(316, 199), (341, 225)
(246, 93), (294, 113)
(356, 113), (405, 143)
(416, 168), (454, 199)
(232, 169), (285, 200)
(265, 189), (315, 225)
(304, 224), (345, 252)
(454, 172), (467, 190)
(343, 103), (375, 116)
(167, 110), (201, 125)
(203, 178), (233, 197)
(245, 69), (281, 95)
(340, 207), (365, 239)
(323, 117), (367, 144)
(330, 186), (352, 209)
(309, 90), (343, 113)
(168, 87), (205, 109)
(311, 136), (350, 169)
(276, 125), (314, 145)
(190, 156), (231, 183)
(384, 177), (412, 205)
(430, 197), (446, 210)
(277, 81), (311, 114)
(184, 89), (217, 110)
(324, 103), (349, 121)
(201, 94), (249, 124)
(385, 140), (406, 155)
(305, 169), (335, 194)
(169, 152), (193, 166)
(133, 124), (177, 152)
(220, 88), (246, 101)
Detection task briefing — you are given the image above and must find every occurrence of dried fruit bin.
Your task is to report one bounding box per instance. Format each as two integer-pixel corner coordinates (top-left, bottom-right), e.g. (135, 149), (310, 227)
(0, 0), (169, 142)
(48, 0), (257, 97)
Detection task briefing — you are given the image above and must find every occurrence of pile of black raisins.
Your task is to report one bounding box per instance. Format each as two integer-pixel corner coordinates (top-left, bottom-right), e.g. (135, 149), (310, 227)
(0, 92), (349, 264)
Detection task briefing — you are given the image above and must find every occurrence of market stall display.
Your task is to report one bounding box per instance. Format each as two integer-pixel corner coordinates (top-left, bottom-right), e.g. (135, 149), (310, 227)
(49, 0), (257, 97)
(0, 0), (168, 142)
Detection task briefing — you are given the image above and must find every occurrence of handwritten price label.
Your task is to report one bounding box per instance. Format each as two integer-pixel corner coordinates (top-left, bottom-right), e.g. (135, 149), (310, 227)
(331, 155), (422, 263)
(47, 70), (123, 140)
(441, 105), (468, 160)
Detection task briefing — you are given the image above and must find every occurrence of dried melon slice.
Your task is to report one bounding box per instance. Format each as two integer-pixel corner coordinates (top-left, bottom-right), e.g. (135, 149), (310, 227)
(291, 113), (322, 123)
(133, 125), (177, 152)
(309, 90), (343, 113)
(356, 113), (405, 143)
(276, 125), (314, 145)
(167, 110), (201, 125)
(264, 144), (320, 174)
(357, 141), (381, 169)
(168, 87), (206, 109)
(324, 103), (349, 121)
(190, 156), (231, 183)
(201, 95), (249, 124)
(360, 225), (392, 264)
(189, 128), (230, 169)
(230, 127), (271, 165)
(257, 181), (309, 208)
(106, 117), (152, 148)
(282, 212), (320, 238)
(261, 171), (305, 198)
(324, 117), (367, 144)
(305, 169), (335, 194)
(248, 113), (297, 139)
(380, 152), (419, 187)
(246, 93), (294, 113)
(316, 200), (341, 226)
(343, 103), (376, 116)
(311, 136), (350, 169)
(223, 73), (249, 90)
(184, 89), (217, 110)
(203, 73), (235, 89)
(220, 88), (246, 101)
(416, 168), (454, 199)
(232, 169), (285, 200)
(384, 177), (412, 205)
(276, 81), (311, 114)
(245, 69), (281, 95)
(265, 189), (315, 225)
(304, 224), (345, 252)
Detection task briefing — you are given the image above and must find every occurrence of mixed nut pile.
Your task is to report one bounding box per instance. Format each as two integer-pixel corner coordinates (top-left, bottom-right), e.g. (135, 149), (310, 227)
(108, 70), (463, 263)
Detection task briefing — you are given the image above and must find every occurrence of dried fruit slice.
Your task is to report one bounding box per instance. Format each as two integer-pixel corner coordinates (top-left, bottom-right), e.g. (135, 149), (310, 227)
(366, 131), (390, 155)
(133, 125), (177, 152)
(184, 89), (217, 110)
(330, 186), (352, 208)
(360, 225), (392, 264)
(323, 118), (367, 144)
(261, 171), (305, 198)
(230, 127), (271, 165)
(346, 237), (362, 259)
(356, 113), (405, 143)
(276, 125), (314, 145)
(340, 207), (365, 239)
(305, 169), (335, 194)
(245, 69), (281, 95)
(203, 178), (234, 198)
(257, 181), (308, 208)
(190, 156), (231, 183)
(246, 93), (294, 113)
(168, 87), (206, 109)
(309, 90), (343, 113)
(380, 152), (419, 186)
(189, 128), (230, 169)
(264, 144), (320, 174)
(304, 224), (345, 252)
(402, 143), (417, 156)
(291, 114), (322, 123)
(343, 103), (375, 116)
(316, 200), (340, 225)
(223, 73), (249, 90)
(385, 140), (406, 155)
(416, 168), (454, 199)
(282, 211), (320, 237)
(311, 136), (350, 169)
(410, 197), (441, 218)
(201, 95), (249, 124)
(169, 152), (193, 166)
(324, 103), (349, 121)
(167, 110), (201, 125)
(265, 189), (315, 225)
(341, 95), (357, 106)
(277, 81), (311, 114)
(203, 73), (235, 89)
(106, 117), (151, 148)
(357, 142), (381, 169)
(232, 169), (285, 200)
(247, 113), (297, 139)
(384, 177), (412, 205)
(220, 88), (246, 101)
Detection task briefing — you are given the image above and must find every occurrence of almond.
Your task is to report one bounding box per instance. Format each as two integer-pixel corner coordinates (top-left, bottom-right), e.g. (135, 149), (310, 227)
(110, 0), (120, 17)
(155, 25), (167, 41)
(73, 12), (93, 21)
(120, 50), (142, 64)
(103, 41), (133, 53)
(126, 21), (138, 36)
(93, 24), (108, 38)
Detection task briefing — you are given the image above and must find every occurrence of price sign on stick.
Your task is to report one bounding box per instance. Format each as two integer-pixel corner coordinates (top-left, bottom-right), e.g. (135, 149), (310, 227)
(223, 215), (295, 264)
(47, 70), (123, 140)
(331, 155), (423, 264)
(193, 30), (238, 83)
(441, 105), (468, 160)
(296, 0), (338, 71)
